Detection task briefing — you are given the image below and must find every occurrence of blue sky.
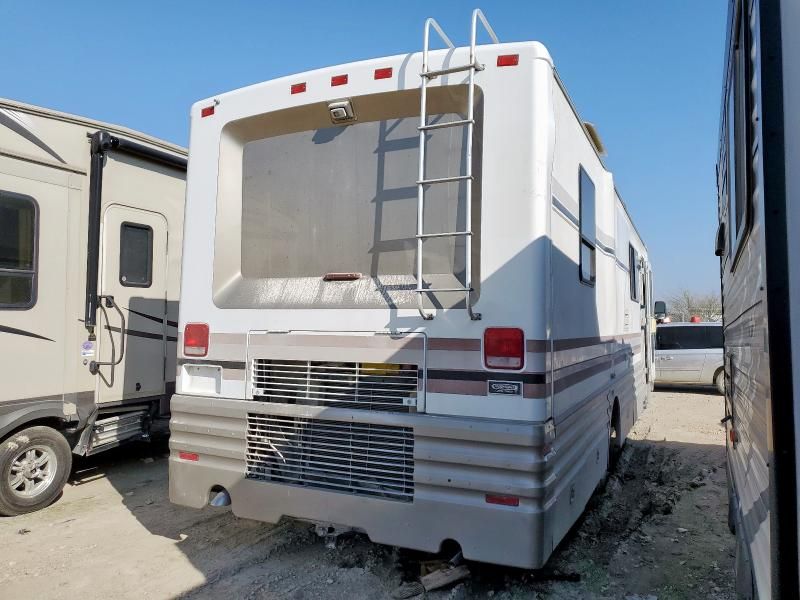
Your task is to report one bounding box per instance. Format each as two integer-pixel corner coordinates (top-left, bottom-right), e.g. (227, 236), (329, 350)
(2, 1), (726, 298)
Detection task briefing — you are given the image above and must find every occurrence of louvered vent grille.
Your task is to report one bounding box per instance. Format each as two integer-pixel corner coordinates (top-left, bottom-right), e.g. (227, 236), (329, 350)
(251, 360), (418, 412)
(245, 414), (414, 502)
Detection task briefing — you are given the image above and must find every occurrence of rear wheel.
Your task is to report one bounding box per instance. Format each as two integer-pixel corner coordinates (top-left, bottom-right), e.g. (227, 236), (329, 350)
(715, 369), (726, 395)
(608, 401), (621, 472)
(0, 426), (72, 516)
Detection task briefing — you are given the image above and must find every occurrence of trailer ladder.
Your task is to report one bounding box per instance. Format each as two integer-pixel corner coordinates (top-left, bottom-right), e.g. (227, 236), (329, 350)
(415, 8), (498, 321)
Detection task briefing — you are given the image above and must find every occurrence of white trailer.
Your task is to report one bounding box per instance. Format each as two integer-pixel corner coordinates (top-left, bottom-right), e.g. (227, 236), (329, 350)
(170, 10), (654, 568)
(715, 0), (800, 597)
(0, 99), (186, 515)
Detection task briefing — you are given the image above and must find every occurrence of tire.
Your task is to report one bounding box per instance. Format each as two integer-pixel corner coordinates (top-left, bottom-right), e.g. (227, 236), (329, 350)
(715, 369), (726, 395)
(0, 426), (72, 516)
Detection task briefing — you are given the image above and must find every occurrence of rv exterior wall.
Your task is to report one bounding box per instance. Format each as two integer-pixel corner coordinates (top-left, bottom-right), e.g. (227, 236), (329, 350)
(0, 98), (185, 452)
(172, 40), (651, 569)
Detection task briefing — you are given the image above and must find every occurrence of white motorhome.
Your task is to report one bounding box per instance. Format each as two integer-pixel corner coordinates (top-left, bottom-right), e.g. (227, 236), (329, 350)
(715, 0), (800, 597)
(170, 10), (654, 568)
(0, 99), (186, 515)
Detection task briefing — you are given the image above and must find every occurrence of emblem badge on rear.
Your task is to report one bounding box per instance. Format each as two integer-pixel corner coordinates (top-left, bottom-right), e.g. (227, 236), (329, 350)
(488, 381), (522, 396)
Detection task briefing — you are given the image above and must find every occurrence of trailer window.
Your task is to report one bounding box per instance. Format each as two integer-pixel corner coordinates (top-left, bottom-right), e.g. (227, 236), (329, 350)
(629, 244), (639, 302)
(0, 192), (37, 309)
(119, 222), (153, 287)
(727, 7), (753, 266)
(578, 167), (596, 285)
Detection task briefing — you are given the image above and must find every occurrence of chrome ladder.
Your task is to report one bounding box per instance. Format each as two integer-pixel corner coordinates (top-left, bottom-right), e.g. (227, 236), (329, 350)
(416, 9), (498, 321)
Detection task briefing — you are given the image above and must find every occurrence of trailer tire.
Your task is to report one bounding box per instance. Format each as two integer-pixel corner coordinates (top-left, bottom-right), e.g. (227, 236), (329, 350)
(0, 426), (72, 516)
(714, 369), (726, 395)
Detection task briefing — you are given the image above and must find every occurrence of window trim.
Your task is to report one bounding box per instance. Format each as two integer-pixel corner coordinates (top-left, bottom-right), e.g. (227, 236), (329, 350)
(578, 165), (596, 287)
(727, 3), (754, 271)
(119, 221), (154, 288)
(0, 191), (39, 311)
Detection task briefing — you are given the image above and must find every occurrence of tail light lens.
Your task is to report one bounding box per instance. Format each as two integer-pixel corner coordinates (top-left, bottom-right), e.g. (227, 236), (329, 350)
(184, 323), (209, 357)
(484, 327), (524, 369)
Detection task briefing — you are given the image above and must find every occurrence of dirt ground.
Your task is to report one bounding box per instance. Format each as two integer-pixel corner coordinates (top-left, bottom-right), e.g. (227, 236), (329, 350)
(0, 389), (734, 600)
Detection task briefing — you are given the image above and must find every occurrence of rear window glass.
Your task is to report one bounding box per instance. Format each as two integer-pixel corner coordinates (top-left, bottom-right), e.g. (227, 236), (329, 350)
(656, 326), (723, 350)
(241, 115), (469, 281)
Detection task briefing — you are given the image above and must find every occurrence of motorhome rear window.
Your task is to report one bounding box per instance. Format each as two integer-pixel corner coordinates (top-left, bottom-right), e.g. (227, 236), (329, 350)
(656, 326), (723, 350)
(224, 86), (482, 309)
(0, 191), (37, 309)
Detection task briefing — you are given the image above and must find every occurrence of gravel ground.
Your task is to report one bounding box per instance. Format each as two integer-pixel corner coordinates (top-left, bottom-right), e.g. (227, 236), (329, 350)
(0, 389), (734, 599)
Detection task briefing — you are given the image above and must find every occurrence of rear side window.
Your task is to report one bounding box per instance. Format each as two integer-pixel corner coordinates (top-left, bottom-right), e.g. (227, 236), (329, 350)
(578, 167), (596, 285)
(629, 244), (639, 302)
(656, 326), (723, 350)
(0, 191), (37, 309)
(119, 222), (153, 287)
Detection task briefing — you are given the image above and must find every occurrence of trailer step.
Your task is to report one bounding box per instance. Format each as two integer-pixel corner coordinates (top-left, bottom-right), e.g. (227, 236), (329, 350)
(88, 410), (148, 454)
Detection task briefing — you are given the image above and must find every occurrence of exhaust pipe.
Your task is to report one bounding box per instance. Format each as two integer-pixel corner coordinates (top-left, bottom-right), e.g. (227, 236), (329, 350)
(209, 488), (231, 507)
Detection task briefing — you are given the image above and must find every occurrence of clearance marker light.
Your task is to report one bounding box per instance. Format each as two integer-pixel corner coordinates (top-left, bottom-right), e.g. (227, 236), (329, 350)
(178, 451), (199, 461)
(200, 105), (215, 118)
(374, 67), (393, 80)
(291, 82), (306, 94)
(331, 74), (348, 86)
(496, 54), (519, 67)
(486, 494), (520, 507)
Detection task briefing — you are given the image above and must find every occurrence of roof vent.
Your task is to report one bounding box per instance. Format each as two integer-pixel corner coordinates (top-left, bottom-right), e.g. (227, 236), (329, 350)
(583, 121), (607, 157)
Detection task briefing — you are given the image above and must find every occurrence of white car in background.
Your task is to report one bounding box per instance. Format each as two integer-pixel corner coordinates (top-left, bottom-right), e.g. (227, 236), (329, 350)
(654, 322), (724, 394)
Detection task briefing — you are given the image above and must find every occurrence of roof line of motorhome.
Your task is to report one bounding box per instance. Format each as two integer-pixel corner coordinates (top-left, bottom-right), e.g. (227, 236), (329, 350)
(552, 71), (646, 250)
(0, 98), (187, 156)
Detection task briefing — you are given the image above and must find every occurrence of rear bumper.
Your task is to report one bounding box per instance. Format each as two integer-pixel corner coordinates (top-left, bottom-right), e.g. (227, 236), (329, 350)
(168, 394), (552, 568)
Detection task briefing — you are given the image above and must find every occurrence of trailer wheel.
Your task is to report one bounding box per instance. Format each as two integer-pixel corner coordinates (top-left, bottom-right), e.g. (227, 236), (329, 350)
(0, 426), (72, 516)
(714, 369), (726, 395)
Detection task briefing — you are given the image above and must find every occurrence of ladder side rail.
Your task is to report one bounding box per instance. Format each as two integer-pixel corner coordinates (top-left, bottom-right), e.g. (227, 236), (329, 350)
(418, 19), (453, 320)
(462, 9), (496, 321)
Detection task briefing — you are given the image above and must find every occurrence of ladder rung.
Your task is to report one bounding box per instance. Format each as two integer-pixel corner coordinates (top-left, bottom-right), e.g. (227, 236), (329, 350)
(422, 63), (482, 78)
(418, 175), (472, 185)
(418, 119), (474, 132)
(417, 231), (472, 239)
(416, 288), (474, 293)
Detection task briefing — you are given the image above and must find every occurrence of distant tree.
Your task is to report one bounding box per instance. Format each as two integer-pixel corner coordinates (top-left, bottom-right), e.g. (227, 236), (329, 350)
(665, 289), (722, 322)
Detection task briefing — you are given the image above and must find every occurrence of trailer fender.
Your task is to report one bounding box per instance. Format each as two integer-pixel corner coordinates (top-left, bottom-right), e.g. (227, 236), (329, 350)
(0, 397), (65, 441)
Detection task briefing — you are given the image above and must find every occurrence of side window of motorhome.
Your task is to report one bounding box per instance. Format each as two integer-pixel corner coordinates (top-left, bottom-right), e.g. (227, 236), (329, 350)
(0, 191), (37, 309)
(628, 244), (639, 302)
(119, 222), (153, 287)
(656, 326), (723, 350)
(578, 167), (596, 284)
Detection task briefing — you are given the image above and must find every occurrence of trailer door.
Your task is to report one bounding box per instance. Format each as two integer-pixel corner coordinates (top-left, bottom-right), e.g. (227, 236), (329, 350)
(96, 205), (168, 404)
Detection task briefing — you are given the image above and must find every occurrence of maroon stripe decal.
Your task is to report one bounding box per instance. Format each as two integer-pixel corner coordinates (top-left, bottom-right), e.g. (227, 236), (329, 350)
(428, 338), (481, 351)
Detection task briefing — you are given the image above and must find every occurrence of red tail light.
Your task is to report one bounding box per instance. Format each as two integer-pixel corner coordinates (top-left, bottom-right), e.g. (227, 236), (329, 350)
(484, 327), (524, 369)
(184, 323), (209, 357)
(178, 451), (199, 461)
(497, 54), (519, 67)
